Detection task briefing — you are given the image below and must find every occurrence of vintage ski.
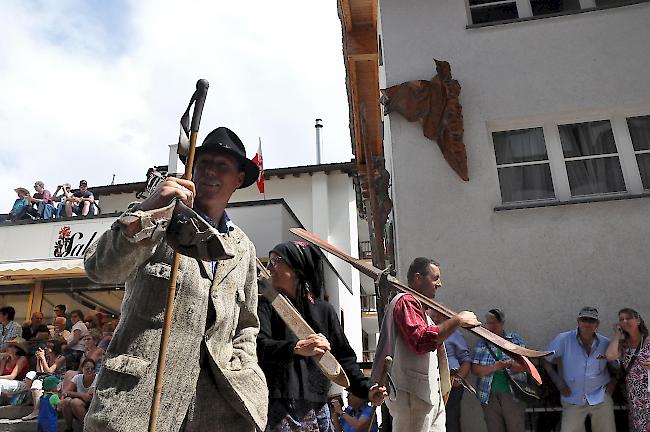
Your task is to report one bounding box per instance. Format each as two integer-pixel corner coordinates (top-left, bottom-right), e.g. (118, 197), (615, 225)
(289, 227), (551, 384)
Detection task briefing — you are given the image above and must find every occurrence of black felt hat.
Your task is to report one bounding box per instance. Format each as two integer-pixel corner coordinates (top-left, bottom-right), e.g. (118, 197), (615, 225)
(186, 127), (259, 189)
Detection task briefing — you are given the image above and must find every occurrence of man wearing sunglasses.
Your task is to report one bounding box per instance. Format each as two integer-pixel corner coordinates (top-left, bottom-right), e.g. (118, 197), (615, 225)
(543, 307), (617, 432)
(83, 127), (267, 432)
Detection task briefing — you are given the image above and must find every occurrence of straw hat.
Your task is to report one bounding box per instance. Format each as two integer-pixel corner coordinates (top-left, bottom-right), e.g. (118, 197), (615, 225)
(6, 337), (29, 354)
(14, 187), (30, 196)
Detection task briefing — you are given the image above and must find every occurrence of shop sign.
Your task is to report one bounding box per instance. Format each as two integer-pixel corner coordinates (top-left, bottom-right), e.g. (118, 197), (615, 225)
(52, 225), (100, 258)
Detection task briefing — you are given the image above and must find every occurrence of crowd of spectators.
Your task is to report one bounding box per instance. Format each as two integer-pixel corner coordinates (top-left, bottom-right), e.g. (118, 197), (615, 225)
(0, 304), (118, 430)
(5, 180), (98, 222)
(443, 306), (648, 432)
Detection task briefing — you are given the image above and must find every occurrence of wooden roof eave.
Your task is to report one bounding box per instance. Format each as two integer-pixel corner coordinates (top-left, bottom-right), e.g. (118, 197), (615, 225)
(338, 0), (383, 173)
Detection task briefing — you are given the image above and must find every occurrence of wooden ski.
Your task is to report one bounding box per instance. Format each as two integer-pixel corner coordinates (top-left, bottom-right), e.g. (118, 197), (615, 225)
(289, 227), (551, 384)
(256, 259), (350, 388)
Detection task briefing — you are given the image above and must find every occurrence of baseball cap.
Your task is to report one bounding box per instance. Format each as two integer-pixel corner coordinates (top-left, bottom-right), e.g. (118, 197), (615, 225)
(578, 306), (599, 320)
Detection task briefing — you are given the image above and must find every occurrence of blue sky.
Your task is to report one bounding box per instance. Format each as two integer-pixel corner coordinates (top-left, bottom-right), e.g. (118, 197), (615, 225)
(0, 0), (353, 208)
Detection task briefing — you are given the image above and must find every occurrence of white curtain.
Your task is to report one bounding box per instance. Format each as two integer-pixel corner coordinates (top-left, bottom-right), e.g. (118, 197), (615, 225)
(629, 116), (650, 190)
(494, 128), (554, 202)
(559, 121), (625, 195)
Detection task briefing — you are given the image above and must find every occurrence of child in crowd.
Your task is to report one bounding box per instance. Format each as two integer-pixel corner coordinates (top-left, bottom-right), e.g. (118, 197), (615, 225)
(37, 375), (61, 432)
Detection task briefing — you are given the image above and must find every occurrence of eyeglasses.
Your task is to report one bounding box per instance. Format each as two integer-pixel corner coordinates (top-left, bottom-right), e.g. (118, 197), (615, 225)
(267, 256), (285, 269)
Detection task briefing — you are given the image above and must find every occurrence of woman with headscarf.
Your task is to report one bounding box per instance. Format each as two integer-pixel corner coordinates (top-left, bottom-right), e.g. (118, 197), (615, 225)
(257, 241), (385, 432)
(606, 308), (650, 432)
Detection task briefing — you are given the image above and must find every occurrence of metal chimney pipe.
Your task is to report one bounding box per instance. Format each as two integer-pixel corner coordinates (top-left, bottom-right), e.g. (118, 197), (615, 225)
(315, 118), (323, 164)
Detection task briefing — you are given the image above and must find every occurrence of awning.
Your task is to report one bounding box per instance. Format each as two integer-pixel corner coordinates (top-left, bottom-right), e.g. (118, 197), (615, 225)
(0, 258), (85, 279)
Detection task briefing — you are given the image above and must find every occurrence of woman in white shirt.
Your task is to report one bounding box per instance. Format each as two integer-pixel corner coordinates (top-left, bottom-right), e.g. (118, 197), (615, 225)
(60, 358), (97, 432)
(63, 309), (88, 371)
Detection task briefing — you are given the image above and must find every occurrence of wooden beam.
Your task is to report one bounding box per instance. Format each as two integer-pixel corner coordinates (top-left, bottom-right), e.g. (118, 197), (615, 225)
(340, 0), (354, 32)
(25, 285), (35, 319)
(34, 280), (44, 313)
(346, 27), (378, 61)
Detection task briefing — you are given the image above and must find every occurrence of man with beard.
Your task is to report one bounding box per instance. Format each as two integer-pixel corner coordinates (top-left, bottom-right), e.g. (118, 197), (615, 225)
(83, 127), (267, 432)
(372, 257), (480, 432)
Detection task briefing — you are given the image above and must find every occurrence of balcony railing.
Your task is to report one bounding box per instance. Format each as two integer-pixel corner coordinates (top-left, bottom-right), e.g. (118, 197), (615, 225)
(361, 294), (377, 313)
(358, 241), (372, 260)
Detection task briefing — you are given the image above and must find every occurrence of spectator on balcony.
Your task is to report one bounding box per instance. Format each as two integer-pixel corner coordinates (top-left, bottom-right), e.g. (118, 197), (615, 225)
(7, 187), (35, 221)
(65, 179), (95, 217)
(53, 183), (74, 217)
(97, 321), (114, 351)
(53, 304), (73, 331)
(31, 181), (55, 219)
(62, 330), (105, 391)
(63, 310), (89, 370)
(60, 358), (97, 431)
(53, 316), (71, 343)
(21, 340), (66, 421)
(0, 337), (30, 399)
(0, 306), (23, 352)
(22, 311), (50, 341)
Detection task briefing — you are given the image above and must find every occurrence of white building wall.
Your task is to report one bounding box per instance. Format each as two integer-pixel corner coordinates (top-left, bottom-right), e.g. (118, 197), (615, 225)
(379, 2), (650, 429)
(233, 176), (314, 230)
(99, 192), (138, 214)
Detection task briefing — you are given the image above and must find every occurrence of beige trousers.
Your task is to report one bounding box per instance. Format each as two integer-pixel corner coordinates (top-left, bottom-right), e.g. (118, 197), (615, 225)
(560, 393), (616, 432)
(386, 389), (446, 432)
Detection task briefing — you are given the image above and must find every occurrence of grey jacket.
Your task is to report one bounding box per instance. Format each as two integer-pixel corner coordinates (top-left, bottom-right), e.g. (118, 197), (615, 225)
(83, 215), (268, 432)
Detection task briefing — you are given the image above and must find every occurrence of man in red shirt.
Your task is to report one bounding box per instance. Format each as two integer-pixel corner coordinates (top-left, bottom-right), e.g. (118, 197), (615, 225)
(373, 257), (480, 432)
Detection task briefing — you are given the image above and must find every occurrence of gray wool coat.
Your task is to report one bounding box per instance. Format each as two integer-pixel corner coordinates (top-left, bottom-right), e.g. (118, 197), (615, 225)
(83, 215), (268, 432)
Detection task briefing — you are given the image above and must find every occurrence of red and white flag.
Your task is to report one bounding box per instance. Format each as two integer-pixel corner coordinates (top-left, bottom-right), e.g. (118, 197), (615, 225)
(252, 137), (265, 194)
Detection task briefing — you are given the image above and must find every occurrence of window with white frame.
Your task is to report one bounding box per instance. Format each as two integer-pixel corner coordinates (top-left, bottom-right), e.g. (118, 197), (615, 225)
(530, 0), (581, 15)
(468, 0), (518, 25)
(627, 115), (650, 190)
(493, 128), (555, 203)
(492, 113), (650, 205)
(558, 120), (626, 196)
(467, 0), (649, 25)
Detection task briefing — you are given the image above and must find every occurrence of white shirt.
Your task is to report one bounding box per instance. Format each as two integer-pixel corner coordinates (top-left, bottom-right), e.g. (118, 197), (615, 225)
(72, 373), (97, 393)
(66, 321), (89, 351)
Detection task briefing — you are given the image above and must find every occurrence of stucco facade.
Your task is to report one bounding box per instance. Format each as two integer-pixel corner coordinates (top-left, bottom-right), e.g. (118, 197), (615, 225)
(378, 1), (650, 429)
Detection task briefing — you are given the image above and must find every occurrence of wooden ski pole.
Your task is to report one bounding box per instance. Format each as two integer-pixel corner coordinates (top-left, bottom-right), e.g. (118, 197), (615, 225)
(148, 79), (209, 432)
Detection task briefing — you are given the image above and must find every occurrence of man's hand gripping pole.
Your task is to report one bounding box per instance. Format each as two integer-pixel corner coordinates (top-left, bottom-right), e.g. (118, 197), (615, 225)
(148, 79), (209, 432)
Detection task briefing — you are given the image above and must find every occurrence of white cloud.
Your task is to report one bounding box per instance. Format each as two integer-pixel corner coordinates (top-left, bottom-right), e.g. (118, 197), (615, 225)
(0, 0), (353, 211)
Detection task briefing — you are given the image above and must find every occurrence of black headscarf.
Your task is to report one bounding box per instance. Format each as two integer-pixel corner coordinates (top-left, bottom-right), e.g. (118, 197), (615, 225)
(270, 241), (324, 316)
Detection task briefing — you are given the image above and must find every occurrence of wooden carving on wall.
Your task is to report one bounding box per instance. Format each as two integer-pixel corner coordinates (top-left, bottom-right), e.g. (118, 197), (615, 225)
(381, 59), (468, 181)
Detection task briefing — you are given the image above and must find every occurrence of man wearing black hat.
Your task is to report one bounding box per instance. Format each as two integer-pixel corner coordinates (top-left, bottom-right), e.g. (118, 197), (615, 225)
(83, 127), (268, 432)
